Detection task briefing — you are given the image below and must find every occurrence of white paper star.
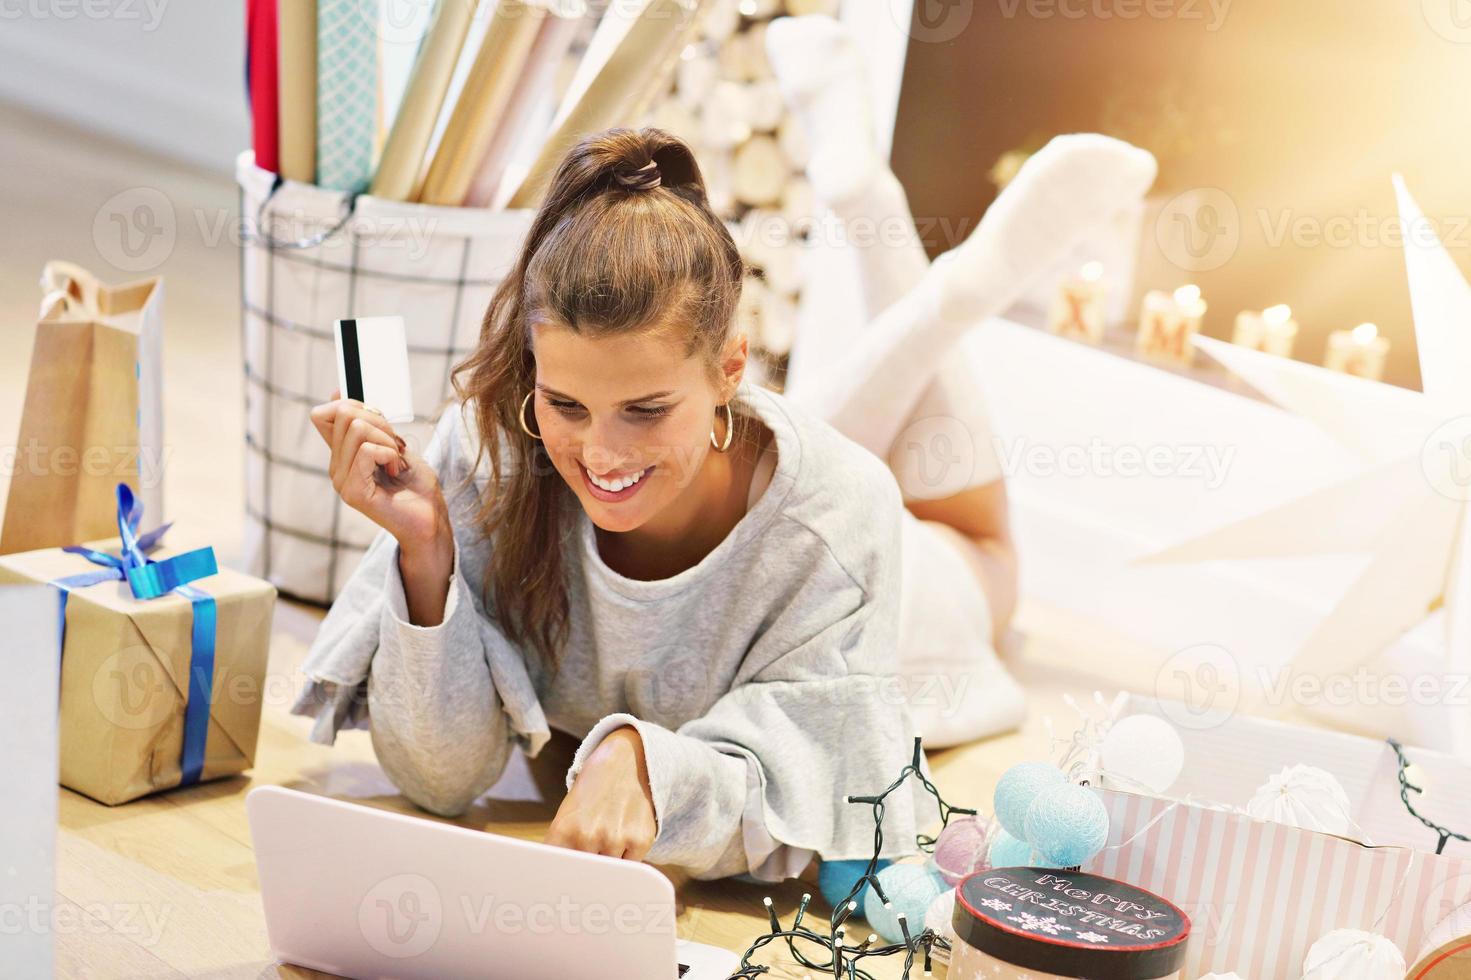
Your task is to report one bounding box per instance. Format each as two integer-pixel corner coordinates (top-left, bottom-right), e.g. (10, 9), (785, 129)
(1141, 175), (1471, 754)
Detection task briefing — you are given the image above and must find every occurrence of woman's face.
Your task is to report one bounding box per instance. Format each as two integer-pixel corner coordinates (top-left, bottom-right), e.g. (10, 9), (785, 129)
(529, 321), (739, 534)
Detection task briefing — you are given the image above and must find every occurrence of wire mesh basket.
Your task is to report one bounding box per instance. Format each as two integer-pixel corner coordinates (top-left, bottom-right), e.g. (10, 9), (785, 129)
(236, 151), (535, 604)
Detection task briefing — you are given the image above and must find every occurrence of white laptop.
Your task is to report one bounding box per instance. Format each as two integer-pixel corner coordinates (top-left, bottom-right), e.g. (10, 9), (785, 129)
(247, 786), (741, 980)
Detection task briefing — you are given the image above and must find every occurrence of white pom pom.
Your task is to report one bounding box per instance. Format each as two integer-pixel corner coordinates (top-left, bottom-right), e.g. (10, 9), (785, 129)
(1247, 764), (1353, 836)
(1100, 714), (1184, 794)
(1302, 929), (1405, 980)
(923, 888), (956, 943)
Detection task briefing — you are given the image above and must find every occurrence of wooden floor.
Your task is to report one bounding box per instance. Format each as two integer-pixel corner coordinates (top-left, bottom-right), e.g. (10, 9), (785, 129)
(1, 101), (1169, 979)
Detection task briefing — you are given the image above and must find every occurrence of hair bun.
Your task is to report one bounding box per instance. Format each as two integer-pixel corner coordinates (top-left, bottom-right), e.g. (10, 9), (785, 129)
(613, 158), (662, 192)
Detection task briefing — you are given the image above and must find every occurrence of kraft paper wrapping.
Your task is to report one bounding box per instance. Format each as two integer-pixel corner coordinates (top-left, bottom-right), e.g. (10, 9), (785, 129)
(371, 0), (478, 201)
(464, 1), (584, 208)
(506, 0), (700, 209)
(0, 541), (277, 806)
(278, 0), (317, 183)
(1, 263), (163, 557)
(419, 0), (548, 206)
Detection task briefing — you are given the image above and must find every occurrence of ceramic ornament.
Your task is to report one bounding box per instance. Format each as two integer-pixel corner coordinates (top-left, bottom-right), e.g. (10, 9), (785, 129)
(1246, 764), (1354, 836)
(1301, 928), (1406, 980)
(1140, 175), (1471, 756)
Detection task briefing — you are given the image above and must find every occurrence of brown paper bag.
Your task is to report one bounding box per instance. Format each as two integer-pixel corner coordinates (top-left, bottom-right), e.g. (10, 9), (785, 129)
(1, 262), (164, 556)
(0, 539), (276, 805)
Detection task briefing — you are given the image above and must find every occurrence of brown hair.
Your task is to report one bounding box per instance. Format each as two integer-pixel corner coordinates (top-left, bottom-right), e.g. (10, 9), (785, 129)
(451, 127), (745, 667)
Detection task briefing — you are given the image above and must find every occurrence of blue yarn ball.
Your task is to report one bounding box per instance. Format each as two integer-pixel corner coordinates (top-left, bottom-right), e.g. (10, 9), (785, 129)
(818, 858), (890, 917)
(994, 762), (1065, 839)
(1024, 783), (1110, 867)
(864, 863), (950, 945)
(986, 828), (1035, 867)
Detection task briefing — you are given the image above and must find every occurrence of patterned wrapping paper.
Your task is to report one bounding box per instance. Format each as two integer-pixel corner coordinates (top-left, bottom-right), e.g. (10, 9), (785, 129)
(316, 0), (379, 192)
(1088, 788), (1471, 978)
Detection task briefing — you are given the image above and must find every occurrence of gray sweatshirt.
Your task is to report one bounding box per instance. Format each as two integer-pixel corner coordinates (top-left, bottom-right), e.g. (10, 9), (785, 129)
(290, 384), (934, 881)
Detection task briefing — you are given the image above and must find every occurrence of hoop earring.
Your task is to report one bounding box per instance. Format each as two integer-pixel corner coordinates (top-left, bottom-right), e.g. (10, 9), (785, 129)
(519, 391), (543, 441)
(710, 402), (734, 452)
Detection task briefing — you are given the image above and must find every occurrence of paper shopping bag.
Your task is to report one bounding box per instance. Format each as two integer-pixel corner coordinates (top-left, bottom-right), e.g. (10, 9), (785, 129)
(1, 261), (164, 555)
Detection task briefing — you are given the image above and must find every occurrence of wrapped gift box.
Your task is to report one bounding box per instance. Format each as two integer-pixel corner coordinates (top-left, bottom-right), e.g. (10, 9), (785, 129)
(0, 535), (276, 805)
(1086, 695), (1471, 977)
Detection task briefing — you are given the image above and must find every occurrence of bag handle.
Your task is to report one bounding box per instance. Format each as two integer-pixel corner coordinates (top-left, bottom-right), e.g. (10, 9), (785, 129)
(39, 260), (103, 317)
(247, 174), (361, 251)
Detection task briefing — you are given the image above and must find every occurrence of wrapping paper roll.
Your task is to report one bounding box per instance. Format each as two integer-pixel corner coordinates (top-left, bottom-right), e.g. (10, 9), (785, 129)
(316, 0), (379, 192)
(463, 1), (585, 208)
(277, 0), (317, 183)
(371, 0), (478, 201)
(246, 0), (279, 173)
(421, 0), (548, 206)
(506, 0), (700, 209)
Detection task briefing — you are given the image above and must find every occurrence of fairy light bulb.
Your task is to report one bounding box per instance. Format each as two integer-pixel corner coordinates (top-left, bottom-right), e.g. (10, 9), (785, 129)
(1404, 762), (1428, 798)
(1353, 321), (1379, 343)
(1081, 261), (1104, 282)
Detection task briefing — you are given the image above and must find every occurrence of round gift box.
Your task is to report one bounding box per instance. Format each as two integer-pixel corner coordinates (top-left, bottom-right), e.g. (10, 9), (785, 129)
(951, 868), (1189, 979)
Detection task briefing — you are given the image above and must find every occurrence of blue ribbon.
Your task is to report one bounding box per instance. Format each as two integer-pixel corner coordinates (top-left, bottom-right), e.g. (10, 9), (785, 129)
(50, 483), (220, 787)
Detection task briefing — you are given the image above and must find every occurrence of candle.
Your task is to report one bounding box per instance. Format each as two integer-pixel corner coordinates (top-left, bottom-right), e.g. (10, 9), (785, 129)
(1232, 303), (1298, 358)
(1136, 284), (1207, 366)
(1046, 261), (1108, 345)
(1323, 322), (1390, 381)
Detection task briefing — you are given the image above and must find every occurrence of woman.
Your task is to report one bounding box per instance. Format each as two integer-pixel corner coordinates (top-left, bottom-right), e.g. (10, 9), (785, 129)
(294, 122), (1154, 881)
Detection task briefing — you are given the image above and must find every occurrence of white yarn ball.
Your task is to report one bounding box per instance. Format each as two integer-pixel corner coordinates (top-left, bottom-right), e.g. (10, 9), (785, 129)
(1247, 764), (1353, 836)
(1100, 714), (1184, 794)
(924, 887), (956, 943)
(1302, 929), (1405, 979)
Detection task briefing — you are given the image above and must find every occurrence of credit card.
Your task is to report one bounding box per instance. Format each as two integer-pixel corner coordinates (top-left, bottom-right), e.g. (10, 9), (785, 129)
(334, 316), (414, 424)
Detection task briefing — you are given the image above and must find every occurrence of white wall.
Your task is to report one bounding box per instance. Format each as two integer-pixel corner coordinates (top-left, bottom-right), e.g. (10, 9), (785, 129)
(0, 2), (247, 174)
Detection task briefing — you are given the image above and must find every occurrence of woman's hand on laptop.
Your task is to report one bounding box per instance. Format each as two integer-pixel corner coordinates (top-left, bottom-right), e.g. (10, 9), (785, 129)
(546, 726), (657, 861)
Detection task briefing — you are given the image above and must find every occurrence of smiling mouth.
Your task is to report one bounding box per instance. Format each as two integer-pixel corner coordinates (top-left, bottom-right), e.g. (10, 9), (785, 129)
(580, 462), (653, 501)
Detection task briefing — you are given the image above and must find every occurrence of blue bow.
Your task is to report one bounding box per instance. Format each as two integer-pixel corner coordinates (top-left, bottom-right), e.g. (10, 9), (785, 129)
(51, 483), (220, 787)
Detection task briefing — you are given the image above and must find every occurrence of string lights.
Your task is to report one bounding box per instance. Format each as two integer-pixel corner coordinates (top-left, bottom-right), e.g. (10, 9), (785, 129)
(729, 736), (975, 979)
(1387, 738), (1468, 855)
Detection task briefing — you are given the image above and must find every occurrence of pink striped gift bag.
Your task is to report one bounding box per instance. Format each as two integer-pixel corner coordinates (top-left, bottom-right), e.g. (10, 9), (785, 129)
(1087, 789), (1471, 978)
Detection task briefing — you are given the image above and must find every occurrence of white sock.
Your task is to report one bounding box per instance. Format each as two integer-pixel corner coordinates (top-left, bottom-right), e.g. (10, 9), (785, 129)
(767, 16), (929, 320)
(933, 134), (1158, 322)
(790, 133), (1157, 461)
(764, 15), (882, 210)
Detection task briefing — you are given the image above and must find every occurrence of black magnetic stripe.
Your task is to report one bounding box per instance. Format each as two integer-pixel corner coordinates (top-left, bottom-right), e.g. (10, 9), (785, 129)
(339, 319), (364, 401)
